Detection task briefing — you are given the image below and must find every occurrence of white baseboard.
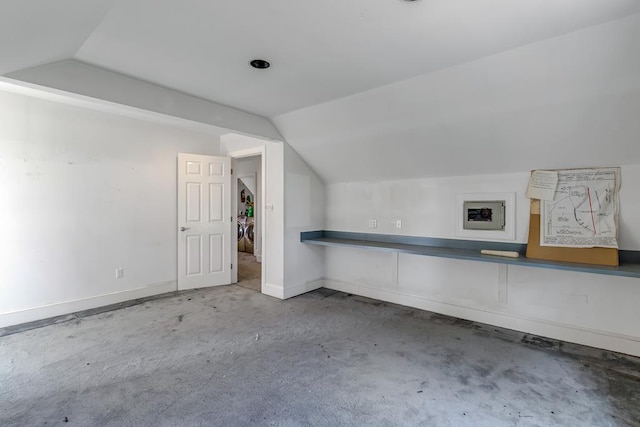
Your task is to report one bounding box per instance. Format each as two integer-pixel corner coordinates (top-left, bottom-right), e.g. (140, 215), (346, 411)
(261, 279), (323, 300)
(283, 279), (324, 299)
(0, 281), (177, 328)
(322, 278), (640, 358)
(262, 282), (284, 299)
(256, 255), (262, 263)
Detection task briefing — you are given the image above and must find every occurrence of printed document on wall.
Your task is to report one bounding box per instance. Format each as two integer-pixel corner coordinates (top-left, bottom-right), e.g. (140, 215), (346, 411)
(540, 168), (620, 248)
(526, 170), (558, 201)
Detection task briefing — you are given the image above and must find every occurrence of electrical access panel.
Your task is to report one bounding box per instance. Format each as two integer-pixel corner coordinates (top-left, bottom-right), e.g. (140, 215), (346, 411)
(463, 200), (505, 231)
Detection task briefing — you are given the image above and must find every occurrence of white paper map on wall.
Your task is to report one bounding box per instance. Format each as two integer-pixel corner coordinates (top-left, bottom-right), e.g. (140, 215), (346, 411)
(540, 168), (620, 248)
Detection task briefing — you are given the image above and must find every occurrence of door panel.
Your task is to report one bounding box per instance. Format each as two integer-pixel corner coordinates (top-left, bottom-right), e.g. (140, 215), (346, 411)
(178, 153), (231, 290)
(186, 161), (202, 175)
(210, 162), (224, 176)
(186, 235), (202, 276)
(209, 183), (223, 222)
(209, 234), (224, 273)
(186, 183), (202, 222)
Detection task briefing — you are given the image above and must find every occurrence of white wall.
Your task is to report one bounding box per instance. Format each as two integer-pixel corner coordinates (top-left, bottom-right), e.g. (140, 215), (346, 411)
(326, 172), (531, 243)
(283, 143), (325, 298)
(221, 136), (326, 300)
(0, 90), (221, 327)
(220, 134), (284, 299)
(322, 166), (640, 356)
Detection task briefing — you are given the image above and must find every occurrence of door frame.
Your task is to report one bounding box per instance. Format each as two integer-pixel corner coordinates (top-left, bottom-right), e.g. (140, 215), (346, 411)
(228, 146), (266, 292)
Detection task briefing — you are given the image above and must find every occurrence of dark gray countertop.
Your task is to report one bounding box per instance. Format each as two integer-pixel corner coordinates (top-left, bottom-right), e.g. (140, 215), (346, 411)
(301, 231), (640, 279)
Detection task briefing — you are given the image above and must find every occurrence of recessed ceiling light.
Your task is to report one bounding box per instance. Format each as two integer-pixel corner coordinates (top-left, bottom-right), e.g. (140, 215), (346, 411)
(250, 59), (271, 69)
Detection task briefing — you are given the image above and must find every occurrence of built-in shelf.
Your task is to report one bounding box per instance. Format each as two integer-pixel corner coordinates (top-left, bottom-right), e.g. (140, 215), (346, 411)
(301, 231), (640, 279)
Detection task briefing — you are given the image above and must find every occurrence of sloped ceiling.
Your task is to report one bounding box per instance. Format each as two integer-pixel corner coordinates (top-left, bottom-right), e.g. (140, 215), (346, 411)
(0, 0), (115, 75)
(2, 0), (640, 182)
(273, 14), (640, 182)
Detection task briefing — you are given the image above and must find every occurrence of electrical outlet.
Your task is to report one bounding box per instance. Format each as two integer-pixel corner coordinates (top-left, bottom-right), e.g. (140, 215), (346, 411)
(115, 268), (124, 279)
(368, 219), (377, 228)
(395, 219), (402, 229)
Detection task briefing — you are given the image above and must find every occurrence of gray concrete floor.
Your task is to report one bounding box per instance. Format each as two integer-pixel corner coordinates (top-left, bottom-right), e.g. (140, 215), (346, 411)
(1, 286), (639, 426)
(236, 251), (261, 293)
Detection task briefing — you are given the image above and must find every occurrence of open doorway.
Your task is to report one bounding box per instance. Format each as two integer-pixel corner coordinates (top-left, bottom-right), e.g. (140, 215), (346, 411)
(234, 155), (262, 292)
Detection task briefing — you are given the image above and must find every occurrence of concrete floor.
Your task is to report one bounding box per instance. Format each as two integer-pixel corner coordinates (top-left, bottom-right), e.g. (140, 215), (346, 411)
(236, 251), (261, 293)
(1, 286), (639, 426)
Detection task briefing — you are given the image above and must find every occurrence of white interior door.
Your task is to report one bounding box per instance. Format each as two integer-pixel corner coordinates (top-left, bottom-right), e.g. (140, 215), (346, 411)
(178, 153), (231, 290)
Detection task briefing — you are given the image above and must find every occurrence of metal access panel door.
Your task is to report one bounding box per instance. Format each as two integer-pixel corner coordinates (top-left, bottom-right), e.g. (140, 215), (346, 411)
(463, 200), (506, 231)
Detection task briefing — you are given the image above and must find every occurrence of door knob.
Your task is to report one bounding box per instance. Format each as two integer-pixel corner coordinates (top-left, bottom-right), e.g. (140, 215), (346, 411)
(180, 227), (190, 232)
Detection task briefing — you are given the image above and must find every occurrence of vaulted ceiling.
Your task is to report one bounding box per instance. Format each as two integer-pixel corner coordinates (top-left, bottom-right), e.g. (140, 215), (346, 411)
(3, 0), (640, 182)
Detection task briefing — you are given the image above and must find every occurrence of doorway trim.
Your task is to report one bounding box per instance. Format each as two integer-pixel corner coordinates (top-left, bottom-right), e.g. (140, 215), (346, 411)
(228, 146), (266, 293)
